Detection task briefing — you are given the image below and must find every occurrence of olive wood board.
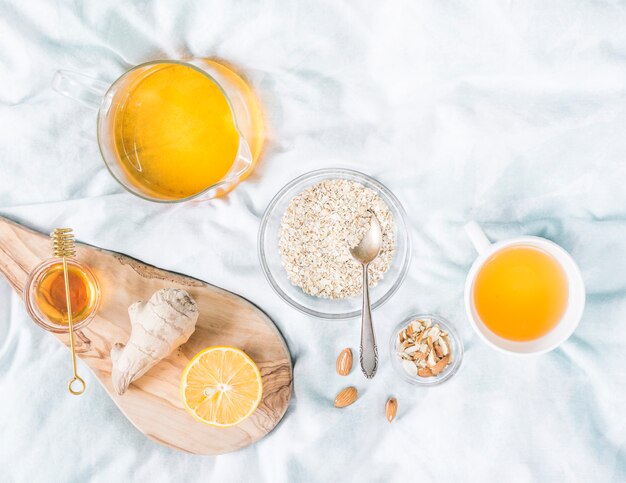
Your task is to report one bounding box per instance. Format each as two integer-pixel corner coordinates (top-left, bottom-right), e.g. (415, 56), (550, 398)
(0, 215), (293, 455)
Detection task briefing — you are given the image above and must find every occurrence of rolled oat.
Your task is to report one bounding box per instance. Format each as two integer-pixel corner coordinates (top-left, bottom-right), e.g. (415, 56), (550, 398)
(278, 179), (395, 299)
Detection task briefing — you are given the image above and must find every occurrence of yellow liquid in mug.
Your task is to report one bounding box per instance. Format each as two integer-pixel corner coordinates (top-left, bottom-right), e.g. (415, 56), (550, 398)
(473, 246), (568, 341)
(113, 63), (240, 199)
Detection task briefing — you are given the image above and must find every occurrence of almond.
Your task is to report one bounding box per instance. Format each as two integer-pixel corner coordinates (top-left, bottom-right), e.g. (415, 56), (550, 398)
(427, 349), (436, 367)
(386, 397), (398, 423)
(334, 387), (358, 408)
(416, 330), (425, 344)
(431, 355), (450, 376)
(438, 337), (449, 356)
(434, 342), (444, 358)
(336, 348), (353, 376)
(418, 367), (433, 377)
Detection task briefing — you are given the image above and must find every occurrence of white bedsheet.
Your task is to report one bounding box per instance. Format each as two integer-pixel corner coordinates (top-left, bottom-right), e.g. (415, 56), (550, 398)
(1, 1), (626, 481)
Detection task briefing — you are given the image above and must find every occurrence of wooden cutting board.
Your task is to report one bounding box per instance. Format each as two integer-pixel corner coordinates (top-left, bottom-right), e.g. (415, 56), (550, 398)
(0, 216), (293, 455)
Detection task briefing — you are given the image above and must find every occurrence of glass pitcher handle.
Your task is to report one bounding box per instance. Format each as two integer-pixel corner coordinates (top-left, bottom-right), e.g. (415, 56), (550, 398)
(53, 70), (108, 110)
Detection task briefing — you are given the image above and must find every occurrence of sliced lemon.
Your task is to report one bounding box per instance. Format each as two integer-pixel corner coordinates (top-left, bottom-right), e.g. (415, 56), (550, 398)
(180, 346), (263, 428)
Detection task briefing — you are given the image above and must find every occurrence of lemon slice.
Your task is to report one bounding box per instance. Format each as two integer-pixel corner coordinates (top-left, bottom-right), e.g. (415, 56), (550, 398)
(180, 347), (263, 428)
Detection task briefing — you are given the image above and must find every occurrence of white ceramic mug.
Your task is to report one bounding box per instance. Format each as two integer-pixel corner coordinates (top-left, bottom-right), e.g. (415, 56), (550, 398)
(464, 221), (585, 355)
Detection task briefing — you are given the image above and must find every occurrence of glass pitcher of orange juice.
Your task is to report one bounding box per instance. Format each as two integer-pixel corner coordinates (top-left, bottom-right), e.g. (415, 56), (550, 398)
(53, 59), (265, 202)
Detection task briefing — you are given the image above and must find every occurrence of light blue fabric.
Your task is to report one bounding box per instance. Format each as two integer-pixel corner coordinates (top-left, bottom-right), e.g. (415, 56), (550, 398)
(1, 0), (626, 481)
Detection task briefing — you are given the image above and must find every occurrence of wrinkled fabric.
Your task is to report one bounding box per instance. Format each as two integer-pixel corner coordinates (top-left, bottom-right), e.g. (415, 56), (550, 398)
(1, 0), (626, 482)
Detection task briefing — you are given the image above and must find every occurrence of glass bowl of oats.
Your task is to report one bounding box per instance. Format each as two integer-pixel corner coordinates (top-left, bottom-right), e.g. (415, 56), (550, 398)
(390, 314), (463, 386)
(258, 168), (411, 319)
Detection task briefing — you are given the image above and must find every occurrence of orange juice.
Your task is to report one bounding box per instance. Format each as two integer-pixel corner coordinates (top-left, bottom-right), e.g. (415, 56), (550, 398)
(473, 246), (568, 341)
(113, 63), (241, 199)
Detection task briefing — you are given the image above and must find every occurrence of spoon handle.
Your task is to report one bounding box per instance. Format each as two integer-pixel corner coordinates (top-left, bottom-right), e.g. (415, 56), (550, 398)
(359, 264), (378, 378)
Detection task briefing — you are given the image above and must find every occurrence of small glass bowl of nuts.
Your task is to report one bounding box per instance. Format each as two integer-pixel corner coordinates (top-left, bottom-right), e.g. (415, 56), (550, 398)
(389, 314), (463, 386)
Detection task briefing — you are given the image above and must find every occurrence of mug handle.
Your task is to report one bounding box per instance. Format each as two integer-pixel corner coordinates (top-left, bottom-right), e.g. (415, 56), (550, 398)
(465, 221), (492, 254)
(53, 70), (109, 110)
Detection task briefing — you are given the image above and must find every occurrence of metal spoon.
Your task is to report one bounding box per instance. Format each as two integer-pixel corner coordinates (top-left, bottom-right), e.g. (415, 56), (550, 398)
(349, 211), (383, 379)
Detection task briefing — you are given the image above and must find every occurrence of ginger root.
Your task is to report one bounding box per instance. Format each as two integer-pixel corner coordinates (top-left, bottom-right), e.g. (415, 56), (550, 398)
(111, 288), (199, 395)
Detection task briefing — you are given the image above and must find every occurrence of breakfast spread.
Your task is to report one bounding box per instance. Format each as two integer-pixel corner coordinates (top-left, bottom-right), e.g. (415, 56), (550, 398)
(8, 152), (589, 455)
(0, 48), (590, 457)
(278, 178), (395, 299)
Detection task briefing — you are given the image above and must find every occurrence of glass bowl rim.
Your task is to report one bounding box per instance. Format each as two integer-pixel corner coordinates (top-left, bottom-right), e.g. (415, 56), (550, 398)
(257, 167), (412, 320)
(389, 313), (464, 386)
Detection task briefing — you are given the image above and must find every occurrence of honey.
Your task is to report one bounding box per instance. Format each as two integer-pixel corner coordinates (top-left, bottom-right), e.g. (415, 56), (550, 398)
(30, 260), (99, 327)
(473, 246), (569, 341)
(111, 62), (260, 200)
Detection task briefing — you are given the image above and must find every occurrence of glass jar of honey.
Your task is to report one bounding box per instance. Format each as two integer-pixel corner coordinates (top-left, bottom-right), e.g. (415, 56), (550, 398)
(24, 258), (100, 333)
